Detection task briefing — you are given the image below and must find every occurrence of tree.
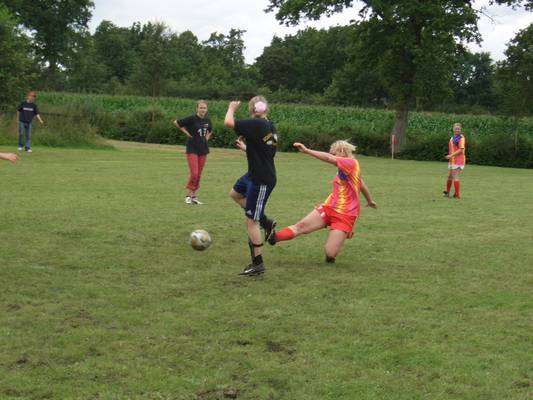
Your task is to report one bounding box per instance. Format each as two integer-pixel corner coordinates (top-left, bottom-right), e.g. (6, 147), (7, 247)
(3, 0), (94, 89)
(93, 20), (137, 84)
(0, 4), (36, 108)
(448, 51), (496, 112)
(492, 0), (533, 9)
(256, 27), (354, 94)
(130, 22), (174, 97)
(267, 0), (481, 151)
(65, 32), (108, 92)
(495, 24), (533, 116)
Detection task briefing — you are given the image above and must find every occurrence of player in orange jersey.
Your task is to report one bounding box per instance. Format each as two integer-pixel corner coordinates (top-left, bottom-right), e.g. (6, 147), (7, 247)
(443, 123), (466, 199)
(268, 140), (377, 263)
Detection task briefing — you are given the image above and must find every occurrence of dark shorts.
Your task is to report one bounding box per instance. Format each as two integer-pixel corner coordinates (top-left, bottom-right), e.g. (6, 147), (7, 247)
(233, 174), (275, 221)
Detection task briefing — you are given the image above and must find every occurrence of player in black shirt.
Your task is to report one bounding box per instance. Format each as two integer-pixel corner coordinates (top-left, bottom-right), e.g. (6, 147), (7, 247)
(16, 91), (44, 153)
(174, 100), (212, 205)
(225, 96), (278, 276)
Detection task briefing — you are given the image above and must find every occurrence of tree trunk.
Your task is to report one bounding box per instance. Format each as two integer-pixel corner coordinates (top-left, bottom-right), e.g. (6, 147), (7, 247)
(391, 104), (409, 153)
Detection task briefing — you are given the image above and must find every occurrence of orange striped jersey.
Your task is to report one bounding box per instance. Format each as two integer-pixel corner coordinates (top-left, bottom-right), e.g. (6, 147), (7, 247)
(323, 157), (361, 217)
(448, 134), (466, 166)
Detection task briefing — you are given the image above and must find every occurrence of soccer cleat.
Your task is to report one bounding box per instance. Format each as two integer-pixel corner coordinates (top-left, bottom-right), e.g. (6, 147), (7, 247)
(26, 149), (32, 153)
(442, 191), (449, 198)
(267, 228), (277, 246)
(325, 256), (336, 263)
(263, 218), (276, 242)
(191, 197), (203, 205)
(453, 194), (460, 199)
(185, 196), (193, 204)
(18, 147), (23, 151)
(238, 262), (265, 276)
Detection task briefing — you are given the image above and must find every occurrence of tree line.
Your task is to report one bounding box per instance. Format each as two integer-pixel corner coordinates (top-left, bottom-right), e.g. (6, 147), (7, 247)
(0, 0), (532, 148)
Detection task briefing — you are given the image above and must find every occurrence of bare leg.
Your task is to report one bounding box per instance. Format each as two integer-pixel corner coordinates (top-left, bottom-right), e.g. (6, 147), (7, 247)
(324, 229), (348, 259)
(288, 209), (326, 237)
(246, 218), (262, 257)
(230, 189), (246, 208)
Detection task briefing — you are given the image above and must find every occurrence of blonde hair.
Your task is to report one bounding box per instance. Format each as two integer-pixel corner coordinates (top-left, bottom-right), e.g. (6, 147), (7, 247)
(248, 95), (268, 117)
(196, 100), (208, 109)
(330, 140), (356, 158)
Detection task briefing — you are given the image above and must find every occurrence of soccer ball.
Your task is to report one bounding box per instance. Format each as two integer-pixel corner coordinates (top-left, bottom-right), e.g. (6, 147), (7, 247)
(190, 229), (212, 251)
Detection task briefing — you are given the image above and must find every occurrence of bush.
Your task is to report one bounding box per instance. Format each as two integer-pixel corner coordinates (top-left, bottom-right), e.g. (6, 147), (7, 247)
(0, 105), (112, 149)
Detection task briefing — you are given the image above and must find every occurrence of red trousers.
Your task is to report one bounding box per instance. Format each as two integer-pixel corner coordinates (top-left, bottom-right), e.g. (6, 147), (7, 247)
(186, 153), (207, 191)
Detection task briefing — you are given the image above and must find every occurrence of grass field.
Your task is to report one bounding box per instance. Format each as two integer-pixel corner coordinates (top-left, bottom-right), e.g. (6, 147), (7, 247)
(1, 142), (532, 400)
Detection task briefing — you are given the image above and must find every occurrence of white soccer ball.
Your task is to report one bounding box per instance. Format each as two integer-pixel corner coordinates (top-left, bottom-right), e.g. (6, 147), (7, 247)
(190, 229), (212, 251)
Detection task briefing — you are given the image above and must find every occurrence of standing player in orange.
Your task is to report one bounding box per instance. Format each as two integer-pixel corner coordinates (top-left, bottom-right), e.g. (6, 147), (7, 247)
(443, 122), (466, 199)
(268, 140), (377, 263)
(174, 100), (212, 205)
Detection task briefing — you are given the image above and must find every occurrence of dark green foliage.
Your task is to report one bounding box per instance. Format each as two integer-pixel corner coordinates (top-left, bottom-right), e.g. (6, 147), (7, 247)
(0, 5), (36, 109)
(2, 0), (94, 88)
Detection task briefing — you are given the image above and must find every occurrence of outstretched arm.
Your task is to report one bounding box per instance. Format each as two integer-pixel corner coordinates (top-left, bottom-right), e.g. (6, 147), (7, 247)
(224, 101), (241, 129)
(0, 152), (19, 164)
(360, 178), (377, 209)
(293, 142), (337, 165)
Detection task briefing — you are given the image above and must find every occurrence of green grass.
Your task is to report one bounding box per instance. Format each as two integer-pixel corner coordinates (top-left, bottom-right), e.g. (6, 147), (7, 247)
(1, 142), (532, 399)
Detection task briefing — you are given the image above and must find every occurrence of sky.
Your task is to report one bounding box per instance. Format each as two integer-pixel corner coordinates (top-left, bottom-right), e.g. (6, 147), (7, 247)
(88, 0), (533, 64)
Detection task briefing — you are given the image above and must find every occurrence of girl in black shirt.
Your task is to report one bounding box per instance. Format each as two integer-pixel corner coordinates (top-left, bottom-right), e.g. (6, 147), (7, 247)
(225, 96), (278, 276)
(174, 100), (212, 205)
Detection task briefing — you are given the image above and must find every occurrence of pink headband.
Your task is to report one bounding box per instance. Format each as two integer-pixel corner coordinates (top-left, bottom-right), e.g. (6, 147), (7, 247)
(254, 101), (267, 113)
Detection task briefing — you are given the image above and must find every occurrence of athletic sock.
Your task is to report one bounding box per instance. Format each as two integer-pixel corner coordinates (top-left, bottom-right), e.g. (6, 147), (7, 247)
(446, 178), (453, 193)
(276, 227), (296, 242)
(453, 181), (460, 197)
(253, 254), (263, 266)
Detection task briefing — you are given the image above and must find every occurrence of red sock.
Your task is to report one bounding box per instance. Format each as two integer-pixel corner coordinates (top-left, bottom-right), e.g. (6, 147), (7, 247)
(446, 178), (452, 193)
(453, 181), (460, 197)
(276, 227), (295, 242)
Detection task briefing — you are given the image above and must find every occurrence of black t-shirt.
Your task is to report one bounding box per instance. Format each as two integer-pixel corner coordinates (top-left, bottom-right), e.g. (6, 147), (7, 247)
(17, 101), (39, 123)
(235, 118), (277, 186)
(177, 115), (212, 155)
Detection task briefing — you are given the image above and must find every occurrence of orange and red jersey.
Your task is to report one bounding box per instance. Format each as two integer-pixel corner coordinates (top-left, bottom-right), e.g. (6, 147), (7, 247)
(323, 157), (361, 217)
(448, 134), (466, 166)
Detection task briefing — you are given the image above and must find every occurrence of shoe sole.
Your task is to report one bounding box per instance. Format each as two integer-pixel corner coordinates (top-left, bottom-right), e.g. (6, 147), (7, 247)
(238, 269), (265, 276)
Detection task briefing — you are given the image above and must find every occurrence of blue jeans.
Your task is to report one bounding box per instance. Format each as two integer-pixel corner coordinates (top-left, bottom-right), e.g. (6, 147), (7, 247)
(18, 121), (32, 150)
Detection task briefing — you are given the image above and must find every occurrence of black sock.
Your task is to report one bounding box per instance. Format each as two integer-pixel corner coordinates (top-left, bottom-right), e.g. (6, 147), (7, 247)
(253, 254), (263, 266)
(259, 214), (268, 229)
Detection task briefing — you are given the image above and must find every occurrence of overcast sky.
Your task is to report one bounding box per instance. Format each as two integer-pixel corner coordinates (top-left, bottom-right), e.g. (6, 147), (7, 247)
(89, 0), (533, 64)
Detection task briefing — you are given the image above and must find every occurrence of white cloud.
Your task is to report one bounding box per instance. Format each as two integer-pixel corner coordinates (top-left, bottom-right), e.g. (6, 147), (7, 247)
(89, 0), (533, 63)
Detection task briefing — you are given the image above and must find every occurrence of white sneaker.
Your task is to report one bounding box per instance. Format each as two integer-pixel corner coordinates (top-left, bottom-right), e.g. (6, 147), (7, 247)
(185, 196), (193, 204)
(191, 197), (203, 205)
(26, 149), (32, 153)
(18, 147), (23, 151)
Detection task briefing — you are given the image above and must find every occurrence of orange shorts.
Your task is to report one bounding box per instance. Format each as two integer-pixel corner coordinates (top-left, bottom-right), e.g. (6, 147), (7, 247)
(316, 205), (356, 238)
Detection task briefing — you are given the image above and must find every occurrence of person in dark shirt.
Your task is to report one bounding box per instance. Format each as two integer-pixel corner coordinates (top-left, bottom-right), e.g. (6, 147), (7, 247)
(174, 100), (212, 205)
(16, 91), (44, 153)
(224, 96), (278, 276)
